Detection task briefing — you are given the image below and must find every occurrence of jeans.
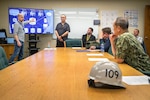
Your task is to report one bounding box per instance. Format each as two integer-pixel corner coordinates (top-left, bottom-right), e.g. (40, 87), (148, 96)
(9, 40), (24, 63)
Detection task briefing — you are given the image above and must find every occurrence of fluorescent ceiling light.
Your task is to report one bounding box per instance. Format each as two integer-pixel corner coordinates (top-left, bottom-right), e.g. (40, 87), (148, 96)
(67, 17), (76, 19)
(78, 17), (92, 19)
(78, 12), (96, 15)
(56, 16), (76, 19)
(55, 17), (60, 19)
(58, 11), (77, 14)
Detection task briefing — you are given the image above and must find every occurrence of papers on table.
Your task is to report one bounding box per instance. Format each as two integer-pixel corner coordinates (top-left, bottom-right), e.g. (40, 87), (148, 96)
(44, 48), (57, 50)
(72, 47), (82, 49)
(122, 75), (150, 85)
(88, 58), (109, 62)
(86, 53), (103, 56)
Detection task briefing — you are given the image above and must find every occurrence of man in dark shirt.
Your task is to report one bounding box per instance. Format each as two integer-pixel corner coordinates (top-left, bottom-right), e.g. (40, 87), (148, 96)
(82, 27), (96, 47)
(55, 14), (70, 47)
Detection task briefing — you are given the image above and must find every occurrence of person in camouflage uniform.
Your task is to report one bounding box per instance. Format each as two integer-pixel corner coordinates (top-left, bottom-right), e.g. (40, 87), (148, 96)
(109, 17), (150, 76)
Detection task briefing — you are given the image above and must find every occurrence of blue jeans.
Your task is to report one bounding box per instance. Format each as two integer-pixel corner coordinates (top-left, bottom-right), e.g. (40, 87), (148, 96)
(9, 40), (24, 63)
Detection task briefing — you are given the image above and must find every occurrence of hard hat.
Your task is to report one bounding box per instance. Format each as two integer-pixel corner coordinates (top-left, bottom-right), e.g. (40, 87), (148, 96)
(88, 61), (125, 89)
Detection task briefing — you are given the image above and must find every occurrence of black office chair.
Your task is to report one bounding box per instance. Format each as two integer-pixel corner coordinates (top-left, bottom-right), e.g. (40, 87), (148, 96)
(141, 71), (150, 76)
(141, 41), (147, 53)
(0, 46), (8, 70)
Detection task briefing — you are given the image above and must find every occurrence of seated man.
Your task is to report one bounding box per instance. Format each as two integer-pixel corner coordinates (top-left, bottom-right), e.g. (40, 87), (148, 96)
(110, 17), (150, 76)
(133, 29), (146, 52)
(133, 29), (143, 43)
(82, 27), (96, 47)
(90, 27), (111, 52)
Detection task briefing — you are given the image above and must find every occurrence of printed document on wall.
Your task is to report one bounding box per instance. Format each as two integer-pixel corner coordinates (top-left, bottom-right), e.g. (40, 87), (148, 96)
(124, 10), (138, 27)
(101, 10), (118, 29)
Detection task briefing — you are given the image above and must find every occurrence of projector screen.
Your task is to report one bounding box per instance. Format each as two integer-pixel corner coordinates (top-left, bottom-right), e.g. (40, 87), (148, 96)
(8, 7), (54, 34)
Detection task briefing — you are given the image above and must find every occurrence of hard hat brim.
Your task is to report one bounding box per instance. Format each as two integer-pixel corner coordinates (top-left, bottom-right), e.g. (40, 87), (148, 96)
(88, 79), (126, 89)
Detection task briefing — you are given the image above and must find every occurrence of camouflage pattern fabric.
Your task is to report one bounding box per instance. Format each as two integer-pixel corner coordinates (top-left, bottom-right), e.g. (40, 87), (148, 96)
(85, 41), (100, 49)
(115, 32), (150, 73)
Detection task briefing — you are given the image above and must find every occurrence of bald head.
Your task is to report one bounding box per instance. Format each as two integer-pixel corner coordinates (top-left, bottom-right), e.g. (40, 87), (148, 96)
(18, 13), (24, 22)
(114, 17), (129, 30)
(61, 14), (66, 23)
(113, 17), (129, 35)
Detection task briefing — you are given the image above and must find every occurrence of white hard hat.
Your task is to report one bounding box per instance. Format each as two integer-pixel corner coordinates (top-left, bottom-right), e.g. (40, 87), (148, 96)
(88, 61), (125, 89)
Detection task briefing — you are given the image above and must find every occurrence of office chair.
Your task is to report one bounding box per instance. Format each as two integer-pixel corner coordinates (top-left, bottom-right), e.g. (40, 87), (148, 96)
(64, 39), (83, 47)
(0, 46), (8, 70)
(142, 71), (150, 76)
(108, 46), (113, 55)
(141, 41), (147, 53)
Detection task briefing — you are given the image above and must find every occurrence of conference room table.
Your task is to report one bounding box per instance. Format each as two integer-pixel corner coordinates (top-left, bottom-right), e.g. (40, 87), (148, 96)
(0, 48), (149, 100)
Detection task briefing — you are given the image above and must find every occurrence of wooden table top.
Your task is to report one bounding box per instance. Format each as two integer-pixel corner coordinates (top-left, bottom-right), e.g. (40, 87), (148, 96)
(0, 48), (149, 100)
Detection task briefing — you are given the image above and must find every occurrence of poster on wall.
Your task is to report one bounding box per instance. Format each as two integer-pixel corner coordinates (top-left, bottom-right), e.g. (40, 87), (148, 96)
(101, 10), (118, 30)
(124, 10), (138, 27)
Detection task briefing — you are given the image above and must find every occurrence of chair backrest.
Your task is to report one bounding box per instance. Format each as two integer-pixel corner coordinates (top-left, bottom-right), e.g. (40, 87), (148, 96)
(64, 39), (83, 47)
(141, 41), (147, 53)
(0, 46), (8, 70)
(108, 46), (113, 55)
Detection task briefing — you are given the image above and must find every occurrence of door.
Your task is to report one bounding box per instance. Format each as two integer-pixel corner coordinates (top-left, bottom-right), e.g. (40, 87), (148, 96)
(144, 5), (150, 56)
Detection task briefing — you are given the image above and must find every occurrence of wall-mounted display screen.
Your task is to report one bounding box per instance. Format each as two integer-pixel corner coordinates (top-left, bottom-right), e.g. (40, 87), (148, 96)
(8, 7), (54, 34)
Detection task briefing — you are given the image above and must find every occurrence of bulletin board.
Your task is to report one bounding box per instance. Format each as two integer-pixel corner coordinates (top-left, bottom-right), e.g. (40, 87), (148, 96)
(101, 10), (118, 31)
(124, 10), (138, 27)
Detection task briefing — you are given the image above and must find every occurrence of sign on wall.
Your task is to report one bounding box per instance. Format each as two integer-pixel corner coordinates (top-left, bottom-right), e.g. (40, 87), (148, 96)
(124, 10), (138, 27)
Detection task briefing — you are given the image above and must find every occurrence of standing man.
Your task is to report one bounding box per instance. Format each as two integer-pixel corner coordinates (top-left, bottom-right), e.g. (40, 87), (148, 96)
(55, 14), (70, 47)
(9, 13), (34, 64)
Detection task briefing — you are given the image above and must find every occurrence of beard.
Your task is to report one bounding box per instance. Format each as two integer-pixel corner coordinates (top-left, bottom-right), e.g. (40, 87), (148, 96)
(87, 32), (91, 35)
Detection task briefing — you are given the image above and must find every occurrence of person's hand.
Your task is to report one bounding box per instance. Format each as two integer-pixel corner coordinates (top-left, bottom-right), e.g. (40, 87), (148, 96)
(99, 32), (104, 39)
(58, 36), (61, 40)
(59, 39), (63, 42)
(29, 18), (35, 22)
(109, 34), (117, 43)
(90, 46), (96, 50)
(17, 41), (22, 47)
(58, 36), (63, 42)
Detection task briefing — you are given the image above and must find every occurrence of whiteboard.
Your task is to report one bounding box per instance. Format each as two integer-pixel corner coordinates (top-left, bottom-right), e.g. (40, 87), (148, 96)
(53, 8), (99, 39)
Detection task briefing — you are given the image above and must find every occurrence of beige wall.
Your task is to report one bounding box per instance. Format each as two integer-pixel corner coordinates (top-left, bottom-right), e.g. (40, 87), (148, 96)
(0, 0), (150, 57)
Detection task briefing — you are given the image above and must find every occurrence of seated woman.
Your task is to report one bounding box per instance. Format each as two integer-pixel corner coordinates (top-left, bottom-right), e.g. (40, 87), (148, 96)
(109, 17), (150, 76)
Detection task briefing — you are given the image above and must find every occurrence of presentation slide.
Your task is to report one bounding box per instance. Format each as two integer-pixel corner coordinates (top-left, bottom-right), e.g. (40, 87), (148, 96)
(8, 8), (54, 34)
